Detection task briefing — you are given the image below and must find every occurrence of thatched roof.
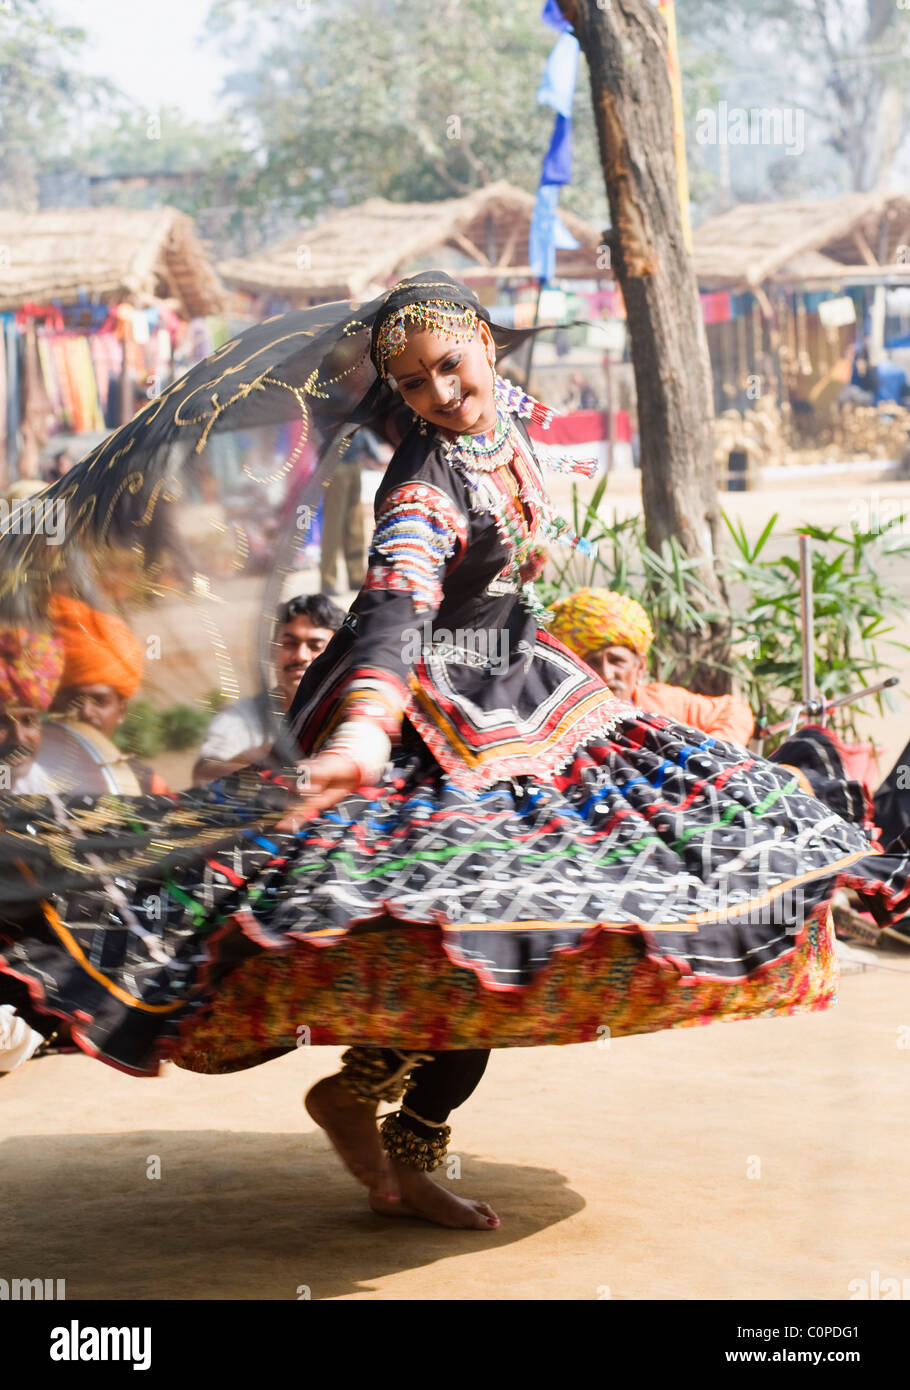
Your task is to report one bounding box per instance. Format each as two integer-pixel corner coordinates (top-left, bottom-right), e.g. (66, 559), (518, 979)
(693, 192), (910, 291)
(218, 181), (604, 300)
(0, 207), (225, 317)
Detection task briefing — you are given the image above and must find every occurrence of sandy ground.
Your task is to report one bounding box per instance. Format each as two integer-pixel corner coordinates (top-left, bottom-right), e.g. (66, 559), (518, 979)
(3, 963), (910, 1301)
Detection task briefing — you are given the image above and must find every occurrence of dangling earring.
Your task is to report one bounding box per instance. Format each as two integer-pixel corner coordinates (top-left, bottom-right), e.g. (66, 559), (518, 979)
(411, 408), (428, 436)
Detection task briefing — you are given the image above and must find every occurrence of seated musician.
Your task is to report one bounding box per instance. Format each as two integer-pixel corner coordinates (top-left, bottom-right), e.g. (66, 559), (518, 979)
(548, 587), (755, 744)
(0, 625), (64, 794)
(192, 592), (344, 784)
(0, 625), (66, 1071)
(48, 595), (169, 795)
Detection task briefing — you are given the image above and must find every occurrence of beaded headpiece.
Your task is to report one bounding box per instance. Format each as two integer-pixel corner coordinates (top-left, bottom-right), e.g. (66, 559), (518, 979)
(374, 300), (479, 379)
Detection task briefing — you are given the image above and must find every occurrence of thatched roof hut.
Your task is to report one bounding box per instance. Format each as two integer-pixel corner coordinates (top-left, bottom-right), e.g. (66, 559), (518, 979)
(0, 207), (225, 317)
(693, 192), (910, 294)
(218, 181), (604, 303)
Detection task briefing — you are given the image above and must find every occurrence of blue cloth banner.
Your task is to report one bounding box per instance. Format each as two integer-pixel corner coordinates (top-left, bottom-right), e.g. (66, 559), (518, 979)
(529, 184), (560, 282)
(537, 31), (580, 117)
(530, 8), (580, 285)
(541, 0), (572, 33)
(554, 214), (580, 252)
(541, 112), (573, 185)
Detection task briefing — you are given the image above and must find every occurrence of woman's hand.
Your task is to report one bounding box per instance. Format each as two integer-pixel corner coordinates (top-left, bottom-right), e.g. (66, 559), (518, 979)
(275, 751), (362, 831)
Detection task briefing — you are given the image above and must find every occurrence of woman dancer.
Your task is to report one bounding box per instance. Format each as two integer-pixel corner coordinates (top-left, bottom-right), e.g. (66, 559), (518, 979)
(1, 273), (908, 1233)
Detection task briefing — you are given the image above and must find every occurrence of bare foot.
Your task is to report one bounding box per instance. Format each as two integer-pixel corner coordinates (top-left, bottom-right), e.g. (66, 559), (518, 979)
(369, 1161), (500, 1230)
(305, 1075), (399, 1202)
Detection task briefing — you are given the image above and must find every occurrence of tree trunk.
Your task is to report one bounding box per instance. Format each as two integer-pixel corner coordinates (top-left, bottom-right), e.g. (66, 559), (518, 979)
(560, 0), (731, 692)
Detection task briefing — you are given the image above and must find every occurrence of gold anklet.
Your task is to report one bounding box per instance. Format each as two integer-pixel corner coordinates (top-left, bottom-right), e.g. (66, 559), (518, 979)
(380, 1113), (451, 1171)
(338, 1046), (410, 1103)
(337, 1046), (432, 1103)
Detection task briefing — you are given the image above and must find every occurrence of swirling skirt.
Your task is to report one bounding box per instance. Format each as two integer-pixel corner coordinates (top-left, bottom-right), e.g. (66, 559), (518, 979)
(1, 711), (904, 1076)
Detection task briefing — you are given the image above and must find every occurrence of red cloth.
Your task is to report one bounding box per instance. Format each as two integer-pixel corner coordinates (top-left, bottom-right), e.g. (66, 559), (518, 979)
(527, 409), (631, 445)
(701, 292), (732, 325)
(583, 287), (626, 319)
(798, 724), (885, 787)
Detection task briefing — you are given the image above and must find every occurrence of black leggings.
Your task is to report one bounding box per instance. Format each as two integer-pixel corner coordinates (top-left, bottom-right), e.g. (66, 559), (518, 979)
(367, 1047), (490, 1139)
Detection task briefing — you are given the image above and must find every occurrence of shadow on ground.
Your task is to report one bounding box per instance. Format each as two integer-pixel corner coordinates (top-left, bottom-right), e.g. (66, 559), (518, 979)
(2, 1130), (584, 1300)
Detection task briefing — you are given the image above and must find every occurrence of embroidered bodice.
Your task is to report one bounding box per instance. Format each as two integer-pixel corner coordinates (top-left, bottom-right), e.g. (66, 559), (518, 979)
(438, 374), (596, 620)
(287, 376), (620, 792)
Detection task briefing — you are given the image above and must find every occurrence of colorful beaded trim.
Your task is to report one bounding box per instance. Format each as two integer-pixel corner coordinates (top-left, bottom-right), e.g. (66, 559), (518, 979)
(375, 300), (479, 379)
(437, 379), (598, 622)
(437, 376), (554, 473)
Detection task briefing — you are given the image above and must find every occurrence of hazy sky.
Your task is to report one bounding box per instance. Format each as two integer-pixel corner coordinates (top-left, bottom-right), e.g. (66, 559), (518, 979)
(53, 0), (232, 123)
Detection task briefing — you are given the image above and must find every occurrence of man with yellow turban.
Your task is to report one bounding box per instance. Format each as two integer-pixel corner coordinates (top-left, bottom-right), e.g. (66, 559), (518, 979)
(548, 587), (755, 745)
(48, 595), (168, 794)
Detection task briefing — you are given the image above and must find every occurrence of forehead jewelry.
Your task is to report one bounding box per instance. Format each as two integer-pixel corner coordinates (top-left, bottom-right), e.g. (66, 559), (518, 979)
(375, 301), (478, 379)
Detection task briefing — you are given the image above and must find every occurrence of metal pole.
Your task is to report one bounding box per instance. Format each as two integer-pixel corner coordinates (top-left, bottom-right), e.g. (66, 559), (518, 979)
(755, 675), (898, 740)
(523, 278), (545, 391)
(604, 352), (614, 474)
(119, 338), (134, 427)
(798, 533), (815, 707)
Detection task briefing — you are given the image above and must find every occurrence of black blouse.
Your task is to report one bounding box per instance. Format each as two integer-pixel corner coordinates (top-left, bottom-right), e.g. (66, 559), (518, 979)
(287, 402), (623, 792)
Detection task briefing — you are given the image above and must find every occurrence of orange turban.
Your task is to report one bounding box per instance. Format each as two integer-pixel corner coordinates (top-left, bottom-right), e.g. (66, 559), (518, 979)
(49, 595), (143, 699)
(0, 628), (64, 710)
(547, 588), (654, 658)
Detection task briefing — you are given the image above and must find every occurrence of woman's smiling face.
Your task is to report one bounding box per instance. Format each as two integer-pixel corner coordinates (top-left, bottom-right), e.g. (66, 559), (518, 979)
(389, 320), (498, 436)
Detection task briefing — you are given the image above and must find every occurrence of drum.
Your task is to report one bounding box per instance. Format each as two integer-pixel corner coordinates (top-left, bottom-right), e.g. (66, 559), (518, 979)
(38, 720), (142, 796)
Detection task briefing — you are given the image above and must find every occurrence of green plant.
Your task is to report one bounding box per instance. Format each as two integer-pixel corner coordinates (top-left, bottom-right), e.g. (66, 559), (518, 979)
(539, 481), (910, 748)
(158, 703), (211, 751)
(723, 512), (910, 742)
(114, 700), (164, 758)
(538, 481), (727, 687)
(114, 696), (217, 756)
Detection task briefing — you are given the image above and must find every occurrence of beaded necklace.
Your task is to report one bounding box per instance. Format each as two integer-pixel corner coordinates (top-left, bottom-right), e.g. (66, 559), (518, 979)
(437, 374), (598, 621)
(438, 375), (553, 473)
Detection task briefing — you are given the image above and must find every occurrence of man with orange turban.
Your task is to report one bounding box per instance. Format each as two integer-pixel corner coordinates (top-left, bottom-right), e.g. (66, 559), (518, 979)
(548, 587), (755, 745)
(48, 596), (167, 794)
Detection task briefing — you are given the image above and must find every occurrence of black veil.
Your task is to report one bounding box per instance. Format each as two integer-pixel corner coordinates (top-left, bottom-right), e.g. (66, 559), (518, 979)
(0, 271), (554, 790)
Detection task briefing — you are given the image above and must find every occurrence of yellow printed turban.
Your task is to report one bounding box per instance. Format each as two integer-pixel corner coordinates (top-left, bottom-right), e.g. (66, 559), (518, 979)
(0, 627), (65, 710)
(547, 588), (654, 658)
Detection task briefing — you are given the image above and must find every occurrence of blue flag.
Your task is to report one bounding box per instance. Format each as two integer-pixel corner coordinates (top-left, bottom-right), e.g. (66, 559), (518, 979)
(541, 112), (572, 185)
(529, 184), (560, 283)
(541, 0), (572, 32)
(530, 10), (581, 285)
(537, 31), (580, 117)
